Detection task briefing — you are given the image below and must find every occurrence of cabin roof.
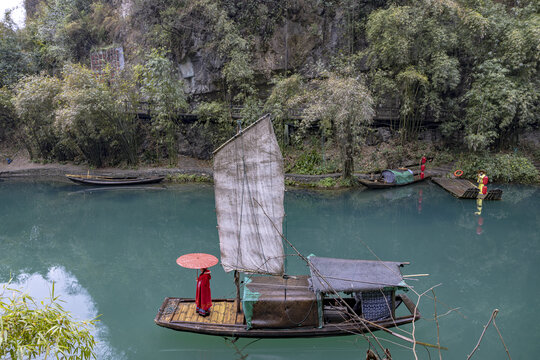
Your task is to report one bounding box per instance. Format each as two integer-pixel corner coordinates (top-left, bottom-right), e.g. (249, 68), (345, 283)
(308, 256), (407, 293)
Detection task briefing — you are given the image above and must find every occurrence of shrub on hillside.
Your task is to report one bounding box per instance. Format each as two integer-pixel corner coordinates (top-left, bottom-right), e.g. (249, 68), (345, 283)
(456, 153), (538, 184)
(288, 149), (339, 175)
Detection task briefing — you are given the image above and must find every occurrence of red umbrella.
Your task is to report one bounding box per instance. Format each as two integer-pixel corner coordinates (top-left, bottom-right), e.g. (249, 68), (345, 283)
(176, 253), (218, 269)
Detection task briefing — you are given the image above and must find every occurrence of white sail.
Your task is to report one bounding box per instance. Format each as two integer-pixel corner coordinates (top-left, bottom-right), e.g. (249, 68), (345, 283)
(213, 115), (285, 275)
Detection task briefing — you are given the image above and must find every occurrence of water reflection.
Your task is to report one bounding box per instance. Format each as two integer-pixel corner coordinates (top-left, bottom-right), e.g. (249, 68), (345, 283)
(475, 199), (484, 235)
(1, 180), (539, 359)
(2, 266), (125, 360)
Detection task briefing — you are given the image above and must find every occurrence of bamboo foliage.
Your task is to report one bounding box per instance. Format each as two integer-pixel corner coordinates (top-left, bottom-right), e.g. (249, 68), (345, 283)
(297, 71), (374, 179)
(0, 281), (97, 360)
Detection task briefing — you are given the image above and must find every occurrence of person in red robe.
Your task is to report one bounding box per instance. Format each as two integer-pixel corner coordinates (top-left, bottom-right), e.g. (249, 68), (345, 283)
(195, 268), (212, 316)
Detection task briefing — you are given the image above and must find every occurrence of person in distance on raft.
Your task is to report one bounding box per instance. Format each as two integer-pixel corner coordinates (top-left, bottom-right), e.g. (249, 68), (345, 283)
(196, 268), (212, 316)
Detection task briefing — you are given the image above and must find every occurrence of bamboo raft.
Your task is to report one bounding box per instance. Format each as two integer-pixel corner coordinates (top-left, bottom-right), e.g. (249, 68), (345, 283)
(431, 178), (502, 200)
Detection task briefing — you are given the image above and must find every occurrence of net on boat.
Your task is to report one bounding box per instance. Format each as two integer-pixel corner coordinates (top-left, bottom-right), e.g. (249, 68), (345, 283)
(213, 115), (285, 275)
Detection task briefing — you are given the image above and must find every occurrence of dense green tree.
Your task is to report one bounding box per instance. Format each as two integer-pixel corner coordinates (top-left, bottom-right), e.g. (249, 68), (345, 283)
(13, 73), (61, 159)
(0, 87), (17, 142)
(296, 71), (374, 179)
(0, 0), (538, 166)
(0, 15), (31, 87)
(264, 74), (303, 146)
(194, 100), (234, 147)
(365, 1), (462, 141)
(365, 0), (539, 149)
(462, 1), (539, 150)
(136, 49), (188, 164)
(56, 63), (140, 166)
(22, 0), (120, 74)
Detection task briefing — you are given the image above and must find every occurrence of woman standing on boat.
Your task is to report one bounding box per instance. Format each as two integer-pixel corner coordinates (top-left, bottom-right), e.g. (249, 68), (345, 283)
(196, 268), (212, 316)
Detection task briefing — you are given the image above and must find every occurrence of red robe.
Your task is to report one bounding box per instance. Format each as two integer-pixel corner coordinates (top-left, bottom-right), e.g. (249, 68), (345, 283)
(195, 270), (212, 315)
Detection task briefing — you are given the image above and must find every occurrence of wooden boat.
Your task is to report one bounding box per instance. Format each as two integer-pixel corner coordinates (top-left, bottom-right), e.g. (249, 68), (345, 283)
(155, 275), (420, 338)
(431, 177), (502, 200)
(358, 174), (431, 189)
(156, 115), (421, 338)
(65, 174), (164, 186)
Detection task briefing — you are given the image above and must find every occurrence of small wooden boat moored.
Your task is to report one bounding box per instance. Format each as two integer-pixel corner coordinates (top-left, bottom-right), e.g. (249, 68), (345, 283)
(65, 174), (164, 186)
(358, 174), (431, 189)
(432, 177), (502, 200)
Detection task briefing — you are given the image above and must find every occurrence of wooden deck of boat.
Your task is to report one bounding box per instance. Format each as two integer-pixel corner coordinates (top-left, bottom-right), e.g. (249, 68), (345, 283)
(157, 298), (244, 326)
(432, 177), (502, 200)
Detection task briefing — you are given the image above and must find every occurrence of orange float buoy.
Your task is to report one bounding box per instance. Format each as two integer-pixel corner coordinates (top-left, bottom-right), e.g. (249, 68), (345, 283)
(454, 169), (463, 177)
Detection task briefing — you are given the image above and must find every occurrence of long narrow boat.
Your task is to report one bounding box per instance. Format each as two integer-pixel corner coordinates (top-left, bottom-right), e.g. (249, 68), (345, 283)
(156, 114), (421, 339)
(155, 276), (420, 338)
(358, 175), (430, 189)
(431, 177), (502, 200)
(65, 174), (164, 186)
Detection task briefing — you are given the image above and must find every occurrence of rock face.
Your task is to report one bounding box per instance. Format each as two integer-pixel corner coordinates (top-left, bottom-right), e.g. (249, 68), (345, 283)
(121, 0), (385, 96)
(520, 129), (540, 149)
(169, 1), (377, 95)
(366, 128), (393, 146)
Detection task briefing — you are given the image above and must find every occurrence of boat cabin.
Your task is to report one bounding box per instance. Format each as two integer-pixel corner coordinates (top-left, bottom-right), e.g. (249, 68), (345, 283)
(243, 256), (409, 330)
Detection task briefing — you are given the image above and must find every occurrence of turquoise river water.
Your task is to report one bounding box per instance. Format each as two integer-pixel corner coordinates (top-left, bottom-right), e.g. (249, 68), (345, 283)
(0, 178), (538, 359)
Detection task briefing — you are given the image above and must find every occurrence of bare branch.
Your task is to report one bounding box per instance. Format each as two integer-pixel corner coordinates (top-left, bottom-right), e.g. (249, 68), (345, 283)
(492, 316), (512, 360)
(467, 309), (499, 360)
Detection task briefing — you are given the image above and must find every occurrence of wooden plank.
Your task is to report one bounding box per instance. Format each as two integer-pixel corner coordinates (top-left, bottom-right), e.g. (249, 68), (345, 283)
(213, 302), (226, 325)
(161, 299), (180, 323)
(185, 303), (197, 322)
(203, 303), (219, 324)
(432, 177), (502, 200)
(228, 302), (239, 325)
(224, 302), (236, 324)
(175, 302), (191, 322)
(432, 178), (477, 198)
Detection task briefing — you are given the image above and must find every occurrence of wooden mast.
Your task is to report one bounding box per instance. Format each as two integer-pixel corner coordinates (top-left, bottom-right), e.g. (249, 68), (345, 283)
(234, 270), (241, 313)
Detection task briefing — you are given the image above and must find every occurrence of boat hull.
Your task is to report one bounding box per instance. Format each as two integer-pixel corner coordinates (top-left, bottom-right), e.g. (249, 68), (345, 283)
(65, 175), (164, 186)
(154, 295), (420, 338)
(358, 175), (430, 189)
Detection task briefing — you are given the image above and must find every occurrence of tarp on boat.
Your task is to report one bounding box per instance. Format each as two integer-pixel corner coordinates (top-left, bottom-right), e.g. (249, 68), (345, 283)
(243, 275), (320, 329)
(308, 256), (407, 293)
(382, 169), (414, 185)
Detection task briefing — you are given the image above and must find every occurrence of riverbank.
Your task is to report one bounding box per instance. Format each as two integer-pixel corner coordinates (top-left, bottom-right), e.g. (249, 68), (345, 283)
(0, 149), (457, 187)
